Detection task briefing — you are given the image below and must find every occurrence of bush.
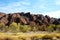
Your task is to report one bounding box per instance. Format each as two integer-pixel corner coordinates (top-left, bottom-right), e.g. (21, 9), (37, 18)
(19, 25), (31, 32)
(9, 22), (19, 33)
(56, 25), (60, 32)
(0, 23), (6, 32)
(47, 24), (56, 32)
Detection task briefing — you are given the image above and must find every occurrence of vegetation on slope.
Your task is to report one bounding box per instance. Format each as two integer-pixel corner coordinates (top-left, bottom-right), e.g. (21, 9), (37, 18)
(0, 22), (60, 33)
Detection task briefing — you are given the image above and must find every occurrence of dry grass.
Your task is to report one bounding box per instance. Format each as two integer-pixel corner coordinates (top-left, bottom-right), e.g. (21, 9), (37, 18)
(0, 32), (60, 40)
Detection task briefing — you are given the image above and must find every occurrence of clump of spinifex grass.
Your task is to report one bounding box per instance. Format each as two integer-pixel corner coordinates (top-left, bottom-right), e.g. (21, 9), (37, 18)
(0, 33), (60, 40)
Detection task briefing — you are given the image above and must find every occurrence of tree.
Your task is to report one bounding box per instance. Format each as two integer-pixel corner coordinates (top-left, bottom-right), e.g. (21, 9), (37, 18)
(38, 25), (47, 31)
(0, 23), (6, 32)
(33, 27), (37, 32)
(9, 22), (19, 33)
(47, 26), (53, 32)
(20, 25), (31, 32)
(5, 26), (9, 32)
(38, 26), (43, 31)
(47, 24), (56, 32)
(56, 25), (60, 32)
(17, 23), (21, 32)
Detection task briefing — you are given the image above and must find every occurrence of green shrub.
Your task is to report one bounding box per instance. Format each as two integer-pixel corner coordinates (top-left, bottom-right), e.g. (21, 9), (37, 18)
(9, 22), (19, 33)
(19, 25), (31, 32)
(0, 23), (6, 32)
(56, 25), (60, 32)
(47, 24), (56, 32)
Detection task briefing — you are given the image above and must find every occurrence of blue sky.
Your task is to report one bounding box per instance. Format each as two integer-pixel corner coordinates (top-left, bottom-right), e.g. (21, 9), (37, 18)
(0, 0), (60, 18)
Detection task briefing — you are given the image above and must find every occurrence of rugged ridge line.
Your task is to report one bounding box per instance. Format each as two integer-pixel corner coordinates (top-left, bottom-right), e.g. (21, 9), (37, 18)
(0, 12), (60, 26)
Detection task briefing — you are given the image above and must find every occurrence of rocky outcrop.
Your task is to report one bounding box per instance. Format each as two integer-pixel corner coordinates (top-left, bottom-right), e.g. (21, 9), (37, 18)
(0, 12), (60, 26)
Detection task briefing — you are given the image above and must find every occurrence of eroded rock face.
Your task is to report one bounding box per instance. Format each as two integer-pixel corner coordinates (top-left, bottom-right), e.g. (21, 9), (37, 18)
(0, 12), (60, 26)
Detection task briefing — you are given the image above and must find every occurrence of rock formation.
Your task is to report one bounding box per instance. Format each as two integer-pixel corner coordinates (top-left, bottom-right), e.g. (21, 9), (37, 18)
(0, 12), (60, 26)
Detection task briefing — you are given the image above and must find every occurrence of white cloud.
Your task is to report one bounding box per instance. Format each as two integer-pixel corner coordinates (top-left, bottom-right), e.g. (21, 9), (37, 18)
(31, 10), (60, 18)
(0, 1), (31, 13)
(44, 10), (60, 18)
(55, 0), (60, 5)
(20, 1), (30, 5)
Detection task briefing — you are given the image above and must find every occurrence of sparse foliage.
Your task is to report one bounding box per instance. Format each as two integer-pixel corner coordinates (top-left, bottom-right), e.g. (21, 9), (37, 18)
(0, 22), (59, 33)
(0, 23), (6, 32)
(19, 25), (31, 32)
(9, 22), (19, 33)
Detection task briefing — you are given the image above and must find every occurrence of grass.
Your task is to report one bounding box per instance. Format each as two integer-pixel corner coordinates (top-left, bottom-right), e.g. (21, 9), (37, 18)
(0, 32), (60, 40)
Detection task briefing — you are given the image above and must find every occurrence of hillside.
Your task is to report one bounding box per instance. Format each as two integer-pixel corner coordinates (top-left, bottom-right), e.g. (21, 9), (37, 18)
(0, 12), (60, 32)
(0, 12), (60, 26)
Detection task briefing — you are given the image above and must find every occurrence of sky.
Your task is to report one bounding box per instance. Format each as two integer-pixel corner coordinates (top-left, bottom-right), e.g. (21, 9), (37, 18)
(0, 0), (60, 18)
